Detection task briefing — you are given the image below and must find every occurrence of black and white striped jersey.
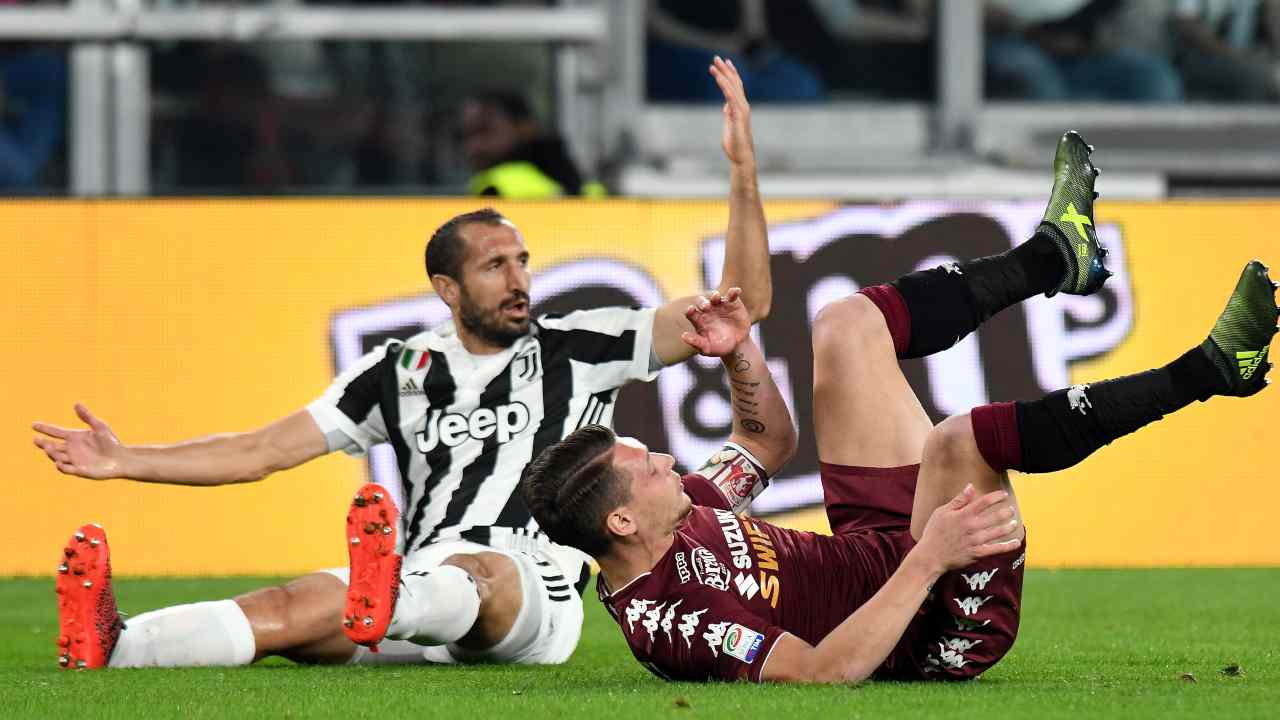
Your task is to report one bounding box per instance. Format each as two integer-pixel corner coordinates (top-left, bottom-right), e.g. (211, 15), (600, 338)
(307, 306), (658, 557)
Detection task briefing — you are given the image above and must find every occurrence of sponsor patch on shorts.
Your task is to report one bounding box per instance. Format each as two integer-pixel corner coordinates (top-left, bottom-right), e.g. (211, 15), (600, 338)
(722, 623), (764, 663)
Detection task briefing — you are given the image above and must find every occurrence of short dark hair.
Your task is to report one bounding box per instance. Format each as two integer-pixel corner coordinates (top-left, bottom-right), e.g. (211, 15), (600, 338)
(425, 208), (508, 279)
(521, 424), (631, 557)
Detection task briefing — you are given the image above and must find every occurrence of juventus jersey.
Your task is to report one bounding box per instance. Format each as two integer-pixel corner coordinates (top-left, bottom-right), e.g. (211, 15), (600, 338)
(307, 306), (658, 558)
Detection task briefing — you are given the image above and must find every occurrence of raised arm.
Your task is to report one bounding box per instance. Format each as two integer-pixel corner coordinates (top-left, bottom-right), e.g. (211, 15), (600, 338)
(32, 404), (328, 486)
(761, 486), (1021, 683)
(681, 288), (796, 475)
(654, 56), (771, 365)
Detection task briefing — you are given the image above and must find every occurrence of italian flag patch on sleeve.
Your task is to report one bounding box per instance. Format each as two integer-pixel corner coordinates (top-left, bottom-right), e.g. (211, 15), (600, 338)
(400, 349), (430, 371)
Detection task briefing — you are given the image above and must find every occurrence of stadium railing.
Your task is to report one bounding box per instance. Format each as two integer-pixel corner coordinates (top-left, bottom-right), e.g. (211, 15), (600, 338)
(0, 0), (611, 196)
(2, 0), (1276, 199)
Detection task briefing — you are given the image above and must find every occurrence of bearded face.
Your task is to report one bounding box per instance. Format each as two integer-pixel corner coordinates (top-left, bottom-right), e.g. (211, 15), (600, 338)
(457, 284), (530, 348)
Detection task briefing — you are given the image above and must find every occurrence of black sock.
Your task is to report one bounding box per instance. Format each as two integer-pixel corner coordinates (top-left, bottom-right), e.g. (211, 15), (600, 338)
(1012, 347), (1224, 473)
(890, 232), (1065, 358)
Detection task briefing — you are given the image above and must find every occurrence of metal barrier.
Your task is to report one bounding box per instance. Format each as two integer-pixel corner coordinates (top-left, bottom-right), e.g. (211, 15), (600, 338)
(3, 1), (1275, 198)
(0, 2), (610, 195)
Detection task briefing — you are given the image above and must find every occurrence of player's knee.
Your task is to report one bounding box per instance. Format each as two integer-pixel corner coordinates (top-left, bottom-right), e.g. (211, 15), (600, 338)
(922, 414), (976, 468)
(441, 553), (485, 578)
(235, 584), (292, 625)
(811, 295), (885, 360)
(441, 552), (520, 618)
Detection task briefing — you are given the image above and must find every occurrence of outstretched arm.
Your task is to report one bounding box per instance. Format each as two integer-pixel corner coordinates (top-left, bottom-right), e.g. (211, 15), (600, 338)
(33, 404), (328, 486)
(654, 56), (771, 365)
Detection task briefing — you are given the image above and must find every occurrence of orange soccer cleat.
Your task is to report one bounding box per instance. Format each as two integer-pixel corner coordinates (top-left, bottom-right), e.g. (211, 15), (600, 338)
(55, 523), (123, 669)
(341, 483), (402, 651)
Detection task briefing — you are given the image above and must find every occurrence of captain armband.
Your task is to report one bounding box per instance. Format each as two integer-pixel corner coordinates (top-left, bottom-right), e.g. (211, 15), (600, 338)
(692, 442), (770, 514)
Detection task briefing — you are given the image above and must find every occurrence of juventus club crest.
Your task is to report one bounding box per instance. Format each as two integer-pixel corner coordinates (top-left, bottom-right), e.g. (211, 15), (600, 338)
(516, 348), (540, 382)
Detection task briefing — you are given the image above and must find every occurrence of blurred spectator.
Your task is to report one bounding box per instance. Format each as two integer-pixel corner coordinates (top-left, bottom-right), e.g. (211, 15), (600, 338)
(153, 40), (374, 192)
(772, 0), (935, 99)
(0, 45), (67, 190)
(646, 0), (827, 102)
(459, 92), (602, 198)
(164, 47), (291, 189)
(1169, 0), (1280, 100)
(985, 0), (1184, 101)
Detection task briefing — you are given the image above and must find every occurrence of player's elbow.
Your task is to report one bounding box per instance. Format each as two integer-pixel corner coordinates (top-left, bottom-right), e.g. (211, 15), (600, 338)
(778, 421), (798, 462)
(233, 431), (278, 484)
(794, 644), (877, 685)
(816, 656), (875, 685)
(782, 651), (869, 685)
(745, 291), (772, 323)
(762, 425), (798, 475)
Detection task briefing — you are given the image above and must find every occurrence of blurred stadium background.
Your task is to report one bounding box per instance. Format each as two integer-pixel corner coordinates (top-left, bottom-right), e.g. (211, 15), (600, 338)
(4, 0), (1279, 578)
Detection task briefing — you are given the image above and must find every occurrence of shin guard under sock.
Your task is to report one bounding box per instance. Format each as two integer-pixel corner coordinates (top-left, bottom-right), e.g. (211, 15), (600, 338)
(866, 232), (1065, 359)
(108, 599), (255, 668)
(971, 347), (1224, 474)
(387, 564), (481, 646)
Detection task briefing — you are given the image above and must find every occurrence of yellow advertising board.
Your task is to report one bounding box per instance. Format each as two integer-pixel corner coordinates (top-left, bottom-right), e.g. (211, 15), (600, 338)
(3, 198), (1276, 576)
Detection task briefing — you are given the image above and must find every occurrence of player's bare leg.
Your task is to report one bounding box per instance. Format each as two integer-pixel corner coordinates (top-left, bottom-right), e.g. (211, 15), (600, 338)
(238, 554), (522, 662)
(911, 418), (1024, 542)
(915, 261), (1278, 538)
(55, 528), (519, 668)
(812, 293), (934, 468)
(433, 551), (523, 650)
(54, 524), (343, 668)
(812, 131), (1109, 536)
(812, 291), (1026, 543)
(232, 573), (355, 663)
(816, 133), (1105, 468)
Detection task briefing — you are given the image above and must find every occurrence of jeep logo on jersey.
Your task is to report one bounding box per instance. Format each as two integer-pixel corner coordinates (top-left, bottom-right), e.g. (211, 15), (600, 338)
(415, 403), (531, 452)
(329, 202), (1134, 513)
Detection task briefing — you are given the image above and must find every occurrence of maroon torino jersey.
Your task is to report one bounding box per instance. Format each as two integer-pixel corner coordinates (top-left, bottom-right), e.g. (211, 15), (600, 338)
(597, 445), (911, 682)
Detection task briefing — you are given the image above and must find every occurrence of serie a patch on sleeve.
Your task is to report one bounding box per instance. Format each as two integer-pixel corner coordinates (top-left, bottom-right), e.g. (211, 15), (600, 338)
(722, 624), (765, 663)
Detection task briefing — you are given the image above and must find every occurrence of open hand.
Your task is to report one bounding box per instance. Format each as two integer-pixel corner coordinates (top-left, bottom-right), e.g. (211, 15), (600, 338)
(32, 404), (125, 480)
(917, 484), (1021, 572)
(681, 287), (751, 358)
(710, 56), (755, 166)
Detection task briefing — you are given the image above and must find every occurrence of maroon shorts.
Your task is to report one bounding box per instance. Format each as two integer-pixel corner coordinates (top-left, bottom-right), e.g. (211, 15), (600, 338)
(819, 461), (1026, 681)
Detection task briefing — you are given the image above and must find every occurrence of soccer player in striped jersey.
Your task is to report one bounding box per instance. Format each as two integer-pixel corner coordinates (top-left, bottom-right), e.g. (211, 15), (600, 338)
(34, 57), (772, 670)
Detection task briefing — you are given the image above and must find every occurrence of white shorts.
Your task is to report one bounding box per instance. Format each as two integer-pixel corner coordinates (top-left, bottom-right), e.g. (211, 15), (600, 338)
(323, 539), (586, 666)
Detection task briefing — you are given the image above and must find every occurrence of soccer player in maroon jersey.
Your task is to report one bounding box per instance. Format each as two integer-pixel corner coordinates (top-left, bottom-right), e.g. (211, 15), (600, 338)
(522, 137), (1279, 682)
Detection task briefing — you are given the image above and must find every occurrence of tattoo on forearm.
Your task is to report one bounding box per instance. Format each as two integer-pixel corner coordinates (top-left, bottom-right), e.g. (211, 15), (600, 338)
(728, 351), (766, 433)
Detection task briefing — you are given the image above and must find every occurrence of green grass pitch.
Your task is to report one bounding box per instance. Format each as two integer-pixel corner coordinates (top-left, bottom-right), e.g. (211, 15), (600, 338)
(1, 569), (1275, 719)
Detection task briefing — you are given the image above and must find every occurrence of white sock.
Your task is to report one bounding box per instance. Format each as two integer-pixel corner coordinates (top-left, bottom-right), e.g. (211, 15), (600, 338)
(108, 600), (256, 668)
(386, 565), (481, 646)
(347, 638), (430, 665)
